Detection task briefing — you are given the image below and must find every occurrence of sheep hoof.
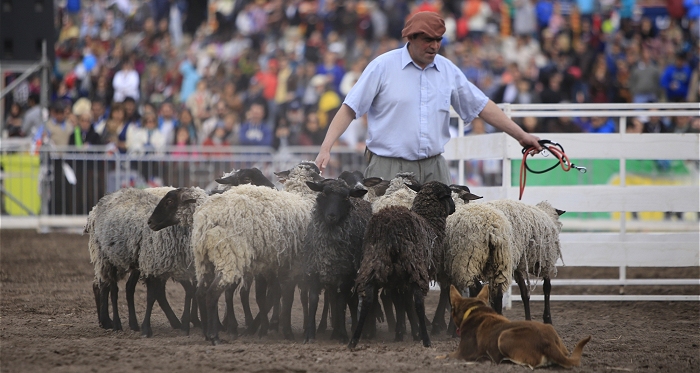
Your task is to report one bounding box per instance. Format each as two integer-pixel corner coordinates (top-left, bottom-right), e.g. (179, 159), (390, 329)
(303, 338), (315, 344)
(129, 323), (140, 332)
(348, 339), (358, 349)
(112, 320), (123, 331)
(423, 340), (432, 348)
(141, 329), (153, 338)
(430, 323), (445, 335)
(211, 337), (221, 346)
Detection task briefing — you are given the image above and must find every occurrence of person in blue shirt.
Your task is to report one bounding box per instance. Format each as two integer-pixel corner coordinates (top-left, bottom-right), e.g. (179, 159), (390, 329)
(239, 102), (273, 146)
(660, 52), (692, 103)
(314, 11), (541, 184)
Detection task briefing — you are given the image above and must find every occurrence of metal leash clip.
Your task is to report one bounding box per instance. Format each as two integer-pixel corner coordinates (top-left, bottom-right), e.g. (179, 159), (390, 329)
(571, 164), (587, 173)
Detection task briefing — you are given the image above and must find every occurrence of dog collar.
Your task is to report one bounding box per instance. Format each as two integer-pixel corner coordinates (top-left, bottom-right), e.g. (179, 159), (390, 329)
(461, 305), (481, 325)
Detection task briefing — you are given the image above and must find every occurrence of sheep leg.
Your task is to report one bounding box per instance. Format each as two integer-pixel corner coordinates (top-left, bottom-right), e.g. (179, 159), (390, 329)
(348, 283), (376, 349)
(380, 289), (395, 333)
(543, 278), (552, 324)
(109, 279), (122, 331)
(154, 278), (182, 330)
(258, 275), (279, 337)
(299, 282), (309, 333)
(406, 296), (421, 341)
(97, 280), (113, 329)
(239, 283), (254, 329)
(362, 296), (377, 340)
(93, 282), (101, 326)
(317, 291), (330, 333)
(513, 270), (531, 320)
(391, 290), (406, 342)
(196, 278), (209, 339)
(252, 275), (270, 337)
(178, 279), (197, 335)
(348, 292), (359, 333)
(413, 285), (431, 347)
(430, 284), (449, 335)
(468, 280), (483, 297)
(189, 281), (201, 328)
(205, 274), (226, 345)
(280, 278), (297, 340)
(489, 284), (503, 315)
(304, 277), (321, 343)
(222, 283), (238, 336)
(267, 279), (281, 332)
(141, 277), (158, 338)
(125, 270), (141, 331)
(334, 286), (350, 343)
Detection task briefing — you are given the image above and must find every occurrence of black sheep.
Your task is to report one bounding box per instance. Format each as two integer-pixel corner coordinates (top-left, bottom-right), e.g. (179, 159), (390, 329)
(349, 181), (456, 348)
(303, 179), (372, 343)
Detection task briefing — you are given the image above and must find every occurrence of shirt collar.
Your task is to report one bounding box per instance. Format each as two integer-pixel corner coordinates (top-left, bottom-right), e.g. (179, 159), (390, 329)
(401, 43), (440, 72)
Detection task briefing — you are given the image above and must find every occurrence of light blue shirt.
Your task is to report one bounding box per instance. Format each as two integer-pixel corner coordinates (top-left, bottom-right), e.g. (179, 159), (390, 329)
(343, 43), (488, 161)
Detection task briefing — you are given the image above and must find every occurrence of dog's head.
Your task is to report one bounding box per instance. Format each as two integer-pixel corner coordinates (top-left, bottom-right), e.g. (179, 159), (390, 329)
(449, 285), (490, 336)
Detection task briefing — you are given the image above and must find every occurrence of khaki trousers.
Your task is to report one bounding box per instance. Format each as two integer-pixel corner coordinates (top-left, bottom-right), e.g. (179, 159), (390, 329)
(364, 150), (452, 185)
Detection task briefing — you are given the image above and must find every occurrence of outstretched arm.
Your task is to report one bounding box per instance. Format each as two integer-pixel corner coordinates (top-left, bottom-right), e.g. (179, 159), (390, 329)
(315, 104), (357, 173)
(478, 100), (542, 151)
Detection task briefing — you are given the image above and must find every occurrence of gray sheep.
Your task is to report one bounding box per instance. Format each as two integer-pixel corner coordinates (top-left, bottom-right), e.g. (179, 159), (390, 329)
(86, 186), (203, 337)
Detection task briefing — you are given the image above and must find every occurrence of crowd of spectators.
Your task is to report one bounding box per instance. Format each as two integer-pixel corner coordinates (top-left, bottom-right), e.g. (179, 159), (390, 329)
(3, 0), (699, 160)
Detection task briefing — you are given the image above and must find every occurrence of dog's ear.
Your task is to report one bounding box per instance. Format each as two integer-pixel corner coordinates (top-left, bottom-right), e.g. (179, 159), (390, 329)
(449, 284), (462, 307)
(476, 285), (489, 303)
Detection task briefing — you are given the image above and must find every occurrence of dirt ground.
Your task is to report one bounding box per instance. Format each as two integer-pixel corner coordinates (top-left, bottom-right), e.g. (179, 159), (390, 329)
(1, 229), (698, 373)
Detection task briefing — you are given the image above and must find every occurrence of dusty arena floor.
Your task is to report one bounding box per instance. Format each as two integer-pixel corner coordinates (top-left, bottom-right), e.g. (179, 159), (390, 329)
(1, 230), (698, 373)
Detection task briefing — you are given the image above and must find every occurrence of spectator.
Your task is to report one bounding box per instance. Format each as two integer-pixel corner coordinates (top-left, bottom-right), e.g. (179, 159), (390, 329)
(239, 102), (273, 146)
(122, 96), (141, 128)
(112, 58), (140, 102)
(5, 102), (24, 137)
(101, 103), (126, 151)
(172, 126), (194, 157)
(186, 80), (213, 124)
(630, 48), (662, 103)
(21, 94), (43, 138)
(179, 55), (201, 103)
(36, 101), (75, 146)
(660, 52), (692, 102)
(588, 116), (617, 133)
(297, 111), (326, 146)
(157, 102), (179, 145)
(69, 112), (103, 147)
(221, 80), (244, 114)
(200, 101), (229, 144)
(175, 107), (198, 144)
(203, 112), (240, 148)
(91, 99), (108, 135)
(126, 113), (166, 154)
(316, 51), (345, 94)
(316, 78), (341, 129)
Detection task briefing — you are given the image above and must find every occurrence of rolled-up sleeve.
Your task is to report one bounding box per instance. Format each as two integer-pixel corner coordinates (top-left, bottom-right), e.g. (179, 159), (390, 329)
(451, 67), (489, 125)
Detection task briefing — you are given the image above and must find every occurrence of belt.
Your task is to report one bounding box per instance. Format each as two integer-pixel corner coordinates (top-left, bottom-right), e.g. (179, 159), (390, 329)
(364, 147), (441, 163)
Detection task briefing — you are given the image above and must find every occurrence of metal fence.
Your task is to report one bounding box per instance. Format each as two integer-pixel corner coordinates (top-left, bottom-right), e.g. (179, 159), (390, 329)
(0, 140), (366, 218)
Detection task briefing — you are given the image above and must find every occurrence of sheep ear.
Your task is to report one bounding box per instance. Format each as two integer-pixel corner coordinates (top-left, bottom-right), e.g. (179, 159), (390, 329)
(183, 198), (197, 204)
(476, 285), (489, 303)
(305, 181), (325, 192)
(311, 171), (325, 182)
(464, 193), (483, 201)
(555, 209), (566, 216)
(362, 177), (384, 187)
(406, 183), (421, 193)
(274, 170), (290, 180)
(349, 189), (368, 198)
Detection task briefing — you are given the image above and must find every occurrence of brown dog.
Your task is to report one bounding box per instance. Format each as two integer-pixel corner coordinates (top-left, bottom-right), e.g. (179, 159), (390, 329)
(448, 285), (591, 369)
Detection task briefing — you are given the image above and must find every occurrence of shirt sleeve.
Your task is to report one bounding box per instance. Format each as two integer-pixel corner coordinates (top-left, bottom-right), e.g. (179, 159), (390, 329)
(450, 65), (489, 125)
(343, 58), (384, 119)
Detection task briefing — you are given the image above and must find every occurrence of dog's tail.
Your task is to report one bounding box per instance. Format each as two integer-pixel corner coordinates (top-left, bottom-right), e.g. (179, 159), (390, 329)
(560, 335), (592, 367)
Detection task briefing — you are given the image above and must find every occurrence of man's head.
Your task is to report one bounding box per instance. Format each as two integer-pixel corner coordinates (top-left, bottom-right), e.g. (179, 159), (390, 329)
(91, 99), (105, 119)
(78, 113), (93, 131)
(403, 12), (445, 69)
(51, 101), (66, 122)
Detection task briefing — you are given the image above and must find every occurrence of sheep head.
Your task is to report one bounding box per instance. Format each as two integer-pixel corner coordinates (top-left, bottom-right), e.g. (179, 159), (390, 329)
(306, 179), (368, 225)
(449, 184), (483, 203)
(216, 168), (276, 189)
(148, 188), (197, 231)
(408, 181), (456, 217)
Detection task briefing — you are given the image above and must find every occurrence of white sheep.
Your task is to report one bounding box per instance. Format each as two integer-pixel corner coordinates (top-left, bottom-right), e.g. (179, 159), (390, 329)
(443, 185), (513, 329)
(484, 199), (565, 324)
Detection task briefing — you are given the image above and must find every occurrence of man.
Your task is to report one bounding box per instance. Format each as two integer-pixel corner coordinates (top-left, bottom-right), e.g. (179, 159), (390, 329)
(69, 112), (102, 146)
(35, 101), (75, 146)
(314, 11), (541, 183)
(239, 102), (273, 146)
(21, 94), (43, 137)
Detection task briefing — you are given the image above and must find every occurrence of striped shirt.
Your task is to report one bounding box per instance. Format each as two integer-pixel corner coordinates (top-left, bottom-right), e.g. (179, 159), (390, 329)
(343, 43), (488, 161)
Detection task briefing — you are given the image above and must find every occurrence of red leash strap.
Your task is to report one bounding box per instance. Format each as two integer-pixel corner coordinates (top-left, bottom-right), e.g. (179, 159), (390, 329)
(519, 142), (580, 200)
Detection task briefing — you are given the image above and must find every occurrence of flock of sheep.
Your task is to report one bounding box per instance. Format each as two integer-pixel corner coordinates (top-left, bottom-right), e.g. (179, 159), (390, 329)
(84, 160), (565, 348)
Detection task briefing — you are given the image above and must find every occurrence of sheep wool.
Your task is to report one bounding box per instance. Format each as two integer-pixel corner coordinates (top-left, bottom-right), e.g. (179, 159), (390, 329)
(86, 187), (175, 283)
(445, 202), (514, 293)
(485, 199), (563, 284)
(191, 184), (314, 286)
(370, 172), (419, 213)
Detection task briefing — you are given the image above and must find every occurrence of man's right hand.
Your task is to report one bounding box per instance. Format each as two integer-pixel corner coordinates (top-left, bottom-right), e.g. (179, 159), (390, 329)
(315, 149), (331, 175)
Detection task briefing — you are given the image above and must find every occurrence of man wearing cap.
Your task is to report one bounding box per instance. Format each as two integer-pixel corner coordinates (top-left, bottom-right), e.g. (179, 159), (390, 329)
(314, 11), (541, 183)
